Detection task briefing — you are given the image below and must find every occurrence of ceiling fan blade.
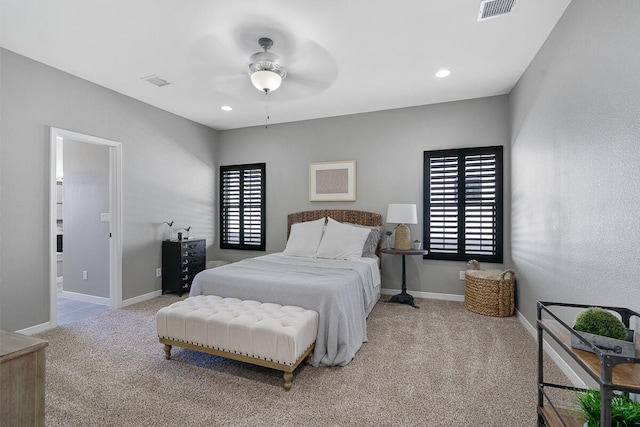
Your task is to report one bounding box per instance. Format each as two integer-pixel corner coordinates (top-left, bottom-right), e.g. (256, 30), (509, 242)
(188, 34), (250, 92)
(286, 74), (330, 91)
(281, 40), (338, 98)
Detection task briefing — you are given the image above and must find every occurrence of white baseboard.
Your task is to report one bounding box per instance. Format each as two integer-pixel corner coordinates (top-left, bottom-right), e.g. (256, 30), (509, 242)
(61, 289), (162, 308)
(122, 290), (162, 307)
(17, 290), (162, 335)
(16, 322), (52, 335)
(60, 290), (109, 305)
(516, 308), (585, 388)
(380, 288), (464, 302)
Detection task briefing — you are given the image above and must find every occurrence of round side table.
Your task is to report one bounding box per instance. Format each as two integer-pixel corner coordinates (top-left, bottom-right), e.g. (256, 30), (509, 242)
(381, 248), (428, 309)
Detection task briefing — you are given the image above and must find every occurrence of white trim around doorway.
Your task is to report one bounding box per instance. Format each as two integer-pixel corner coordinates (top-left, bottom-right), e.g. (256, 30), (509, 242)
(49, 127), (123, 329)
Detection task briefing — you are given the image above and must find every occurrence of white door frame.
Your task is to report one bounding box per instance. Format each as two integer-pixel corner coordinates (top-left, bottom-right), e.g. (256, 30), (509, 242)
(49, 127), (123, 327)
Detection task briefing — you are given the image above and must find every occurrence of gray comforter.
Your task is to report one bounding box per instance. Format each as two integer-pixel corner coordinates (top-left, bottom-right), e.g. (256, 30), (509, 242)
(189, 253), (379, 367)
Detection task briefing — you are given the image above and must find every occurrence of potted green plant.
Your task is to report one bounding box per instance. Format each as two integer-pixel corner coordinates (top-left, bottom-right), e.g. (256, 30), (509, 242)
(412, 239), (421, 250)
(577, 389), (640, 427)
(571, 307), (636, 357)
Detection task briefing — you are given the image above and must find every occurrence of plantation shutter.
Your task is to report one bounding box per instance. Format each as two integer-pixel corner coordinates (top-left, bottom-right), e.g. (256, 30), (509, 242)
(221, 168), (241, 246)
(220, 163), (266, 250)
(427, 156), (459, 254)
(242, 167), (264, 247)
(464, 152), (498, 257)
(424, 147), (502, 262)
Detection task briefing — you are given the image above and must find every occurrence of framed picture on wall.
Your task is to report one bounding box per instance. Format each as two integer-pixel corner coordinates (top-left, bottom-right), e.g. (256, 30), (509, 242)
(309, 160), (356, 201)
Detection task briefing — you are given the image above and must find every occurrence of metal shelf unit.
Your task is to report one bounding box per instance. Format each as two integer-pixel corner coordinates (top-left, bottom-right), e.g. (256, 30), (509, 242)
(537, 301), (640, 427)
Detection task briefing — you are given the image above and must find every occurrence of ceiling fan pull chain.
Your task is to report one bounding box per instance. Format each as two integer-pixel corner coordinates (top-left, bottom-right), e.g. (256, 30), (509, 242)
(265, 91), (270, 129)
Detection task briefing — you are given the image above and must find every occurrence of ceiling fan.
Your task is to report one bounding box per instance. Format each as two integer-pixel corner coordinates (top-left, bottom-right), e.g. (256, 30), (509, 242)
(190, 29), (338, 101)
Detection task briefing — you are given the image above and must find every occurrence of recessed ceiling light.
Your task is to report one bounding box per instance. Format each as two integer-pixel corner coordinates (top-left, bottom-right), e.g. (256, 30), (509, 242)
(221, 106), (233, 111)
(435, 69), (451, 78)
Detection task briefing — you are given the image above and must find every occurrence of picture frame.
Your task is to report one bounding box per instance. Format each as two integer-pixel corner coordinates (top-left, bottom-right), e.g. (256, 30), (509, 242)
(309, 160), (356, 201)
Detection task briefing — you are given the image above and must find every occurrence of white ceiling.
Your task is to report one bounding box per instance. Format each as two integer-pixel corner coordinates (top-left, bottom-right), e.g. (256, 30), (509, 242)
(0, 0), (571, 131)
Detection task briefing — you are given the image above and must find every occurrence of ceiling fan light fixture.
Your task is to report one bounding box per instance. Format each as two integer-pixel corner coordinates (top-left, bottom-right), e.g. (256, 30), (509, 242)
(248, 37), (287, 93)
(250, 70), (283, 93)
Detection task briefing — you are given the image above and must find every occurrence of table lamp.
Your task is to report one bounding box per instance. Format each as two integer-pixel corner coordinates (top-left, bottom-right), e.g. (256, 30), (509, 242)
(386, 204), (418, 250)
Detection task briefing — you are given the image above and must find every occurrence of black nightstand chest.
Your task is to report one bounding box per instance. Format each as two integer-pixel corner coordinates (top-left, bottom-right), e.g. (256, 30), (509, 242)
(162, 239), (206, 296)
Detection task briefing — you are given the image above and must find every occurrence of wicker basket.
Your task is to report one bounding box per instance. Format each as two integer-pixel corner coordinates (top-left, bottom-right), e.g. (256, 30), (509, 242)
(464, 260), (515, 317)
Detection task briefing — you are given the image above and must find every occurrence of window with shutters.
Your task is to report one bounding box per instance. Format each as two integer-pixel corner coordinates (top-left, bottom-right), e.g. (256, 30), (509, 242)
(220, 163), (266, 251)
(423, 146), (503, 263)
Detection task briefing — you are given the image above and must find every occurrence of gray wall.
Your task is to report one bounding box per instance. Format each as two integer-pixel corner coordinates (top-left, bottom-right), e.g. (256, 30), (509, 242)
(63, 139), (110, 298)
(215, 96), (510, 295)
(0, 49), (218, 331)
(510, 0), (640, 327)
(6, 0), (636, 342)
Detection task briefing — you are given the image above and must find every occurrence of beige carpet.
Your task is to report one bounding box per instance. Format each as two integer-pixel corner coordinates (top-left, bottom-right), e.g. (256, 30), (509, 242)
(35, 295), (571, 426)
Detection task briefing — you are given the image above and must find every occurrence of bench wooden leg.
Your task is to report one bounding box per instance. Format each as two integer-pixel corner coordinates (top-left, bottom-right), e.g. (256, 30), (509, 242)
(283, 372), (293, 391)
(159, 338), (316, 391)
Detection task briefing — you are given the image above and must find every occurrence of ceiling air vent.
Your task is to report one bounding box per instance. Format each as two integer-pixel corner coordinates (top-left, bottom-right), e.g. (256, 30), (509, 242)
(477, 0), (517, 21)
(141, 75), (170, 87)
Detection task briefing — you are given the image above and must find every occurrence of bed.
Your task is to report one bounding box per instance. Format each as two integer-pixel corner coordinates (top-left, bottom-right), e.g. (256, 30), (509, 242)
(189, 209), (383, 367)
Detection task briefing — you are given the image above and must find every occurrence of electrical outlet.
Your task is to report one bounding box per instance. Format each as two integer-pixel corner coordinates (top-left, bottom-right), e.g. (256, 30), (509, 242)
(156, 268), (162, 277)
(83, 270), (88, 280)
(459, 271), (466, 280)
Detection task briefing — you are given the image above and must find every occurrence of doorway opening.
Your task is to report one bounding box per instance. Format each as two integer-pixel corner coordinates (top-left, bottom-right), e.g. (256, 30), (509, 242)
(49, 128), (123, 328)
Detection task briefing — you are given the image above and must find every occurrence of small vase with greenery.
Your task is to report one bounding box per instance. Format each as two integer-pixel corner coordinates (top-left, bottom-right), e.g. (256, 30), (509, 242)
(574, 307), (628, 340)
(572, 307), (635, 357)
(577, 389), (640, 427)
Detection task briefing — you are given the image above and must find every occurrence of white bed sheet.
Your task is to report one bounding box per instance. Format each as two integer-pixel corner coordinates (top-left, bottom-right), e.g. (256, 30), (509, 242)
(189, 252), (381, 366)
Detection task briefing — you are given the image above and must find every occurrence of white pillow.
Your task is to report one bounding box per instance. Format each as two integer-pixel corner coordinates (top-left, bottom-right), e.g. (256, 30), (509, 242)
(283, 218), (326, 257)
(315, 218), (372, 260)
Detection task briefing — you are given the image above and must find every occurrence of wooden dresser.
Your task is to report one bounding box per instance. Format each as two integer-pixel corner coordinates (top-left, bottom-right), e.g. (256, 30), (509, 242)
(0, 330), (48, 426)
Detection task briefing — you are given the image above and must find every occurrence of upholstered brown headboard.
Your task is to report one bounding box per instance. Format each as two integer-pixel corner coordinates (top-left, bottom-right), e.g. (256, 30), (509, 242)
(287, 210), (383, 258)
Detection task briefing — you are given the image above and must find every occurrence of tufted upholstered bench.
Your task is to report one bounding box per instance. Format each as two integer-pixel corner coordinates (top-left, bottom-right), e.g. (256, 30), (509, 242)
(156, 295), (318, 391)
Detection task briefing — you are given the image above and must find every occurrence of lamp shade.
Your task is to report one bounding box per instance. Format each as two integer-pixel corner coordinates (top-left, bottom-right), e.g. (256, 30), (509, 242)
(250, 70), (282, 93)
(386, 204), (418, 224)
